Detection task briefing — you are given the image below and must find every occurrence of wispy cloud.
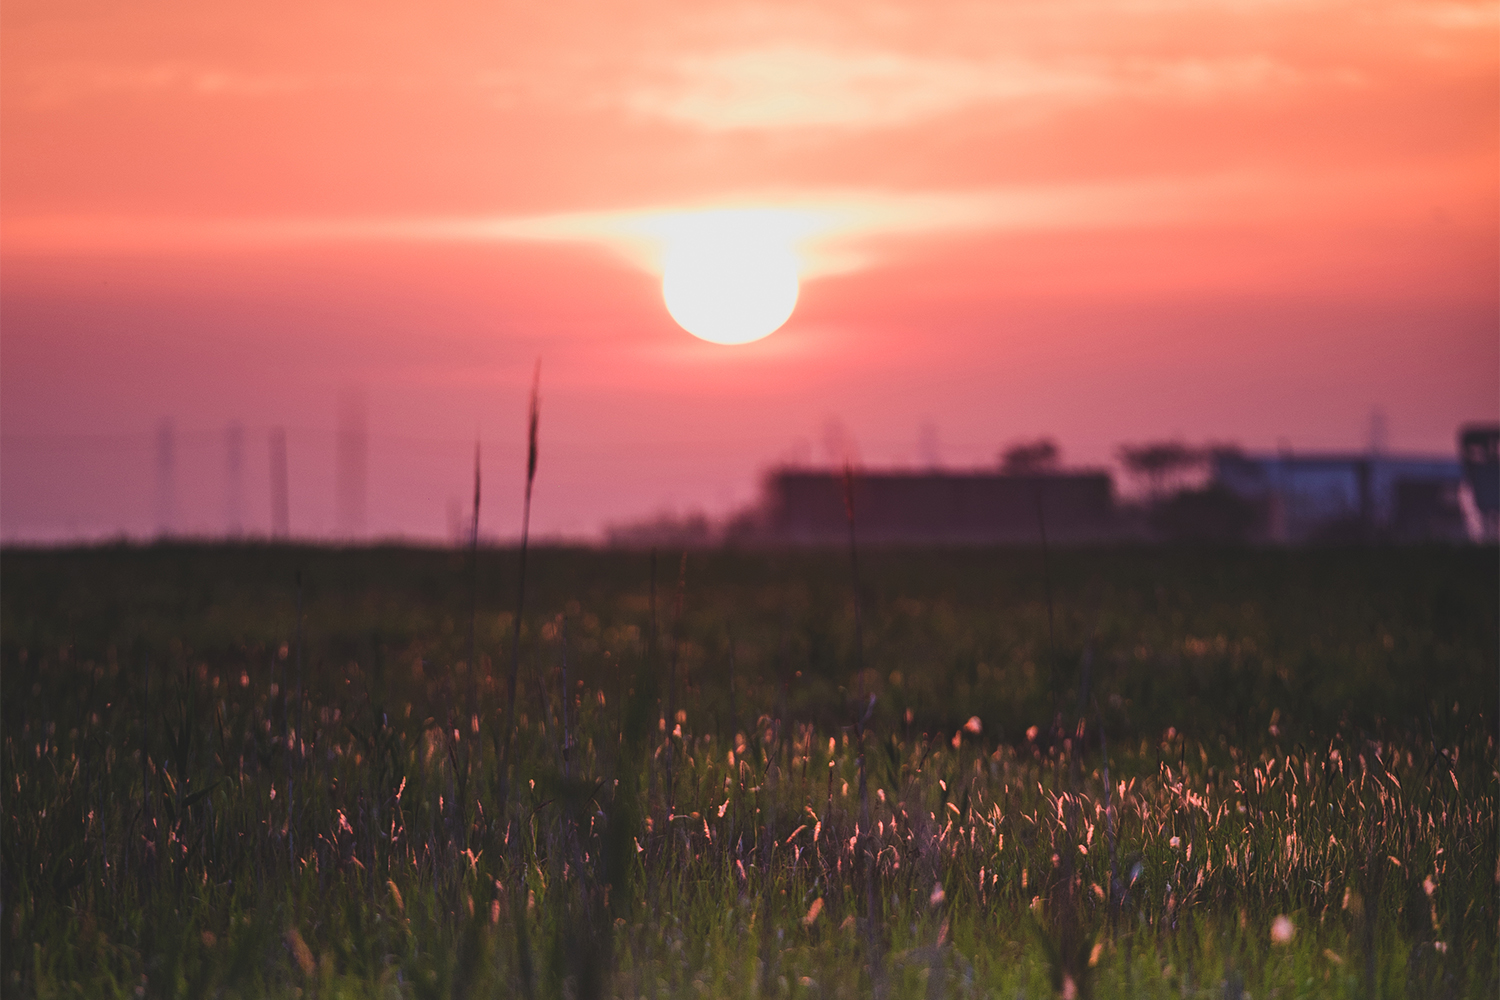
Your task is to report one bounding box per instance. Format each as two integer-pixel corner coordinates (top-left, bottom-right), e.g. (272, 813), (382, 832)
(9, 162), (1465, 277)
(1410, 1), (1500, 29)
(620, 46), (1323, 131)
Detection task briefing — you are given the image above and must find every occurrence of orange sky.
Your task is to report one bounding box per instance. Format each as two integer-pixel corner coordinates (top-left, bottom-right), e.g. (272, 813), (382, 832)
(3, 0), (1496, 540)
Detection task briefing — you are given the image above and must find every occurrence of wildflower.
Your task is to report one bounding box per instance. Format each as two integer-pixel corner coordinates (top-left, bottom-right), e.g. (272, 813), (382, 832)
(1270, 915), (1295, 944)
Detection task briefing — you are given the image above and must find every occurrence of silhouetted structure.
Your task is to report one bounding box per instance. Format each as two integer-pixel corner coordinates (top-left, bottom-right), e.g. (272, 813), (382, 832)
(269, 427), (290, 538)
(1212, 450), (1465, 542)
(224, 421), (245, 537)
(917, 422), (941, 468)
(154, 418), (176, 537)
(752, 468), (1115, 544)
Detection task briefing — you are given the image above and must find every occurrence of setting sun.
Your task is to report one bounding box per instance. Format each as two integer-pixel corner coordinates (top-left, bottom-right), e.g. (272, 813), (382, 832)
(654, 210), (804, 344)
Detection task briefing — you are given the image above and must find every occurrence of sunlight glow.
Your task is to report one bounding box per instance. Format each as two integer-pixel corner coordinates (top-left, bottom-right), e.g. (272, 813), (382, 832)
(654, 211), (804, 344)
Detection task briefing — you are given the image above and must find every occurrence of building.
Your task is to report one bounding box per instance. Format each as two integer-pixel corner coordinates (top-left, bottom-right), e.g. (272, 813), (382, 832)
(1211, 450), (1466, 543)
(747, 468), (1116, 545)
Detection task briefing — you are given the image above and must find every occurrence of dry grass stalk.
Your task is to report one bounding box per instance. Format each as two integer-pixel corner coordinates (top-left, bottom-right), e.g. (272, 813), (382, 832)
(664, 552), (687, 817)
(499, 361), (541, 837)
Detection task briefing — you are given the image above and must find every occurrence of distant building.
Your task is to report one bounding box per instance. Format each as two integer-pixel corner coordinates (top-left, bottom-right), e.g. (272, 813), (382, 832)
(748, 468), (1116, 545)
(1212, 450), (1466, 542)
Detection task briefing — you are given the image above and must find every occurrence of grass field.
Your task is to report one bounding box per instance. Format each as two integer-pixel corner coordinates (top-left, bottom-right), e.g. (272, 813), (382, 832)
(2, 543), (1496, 998)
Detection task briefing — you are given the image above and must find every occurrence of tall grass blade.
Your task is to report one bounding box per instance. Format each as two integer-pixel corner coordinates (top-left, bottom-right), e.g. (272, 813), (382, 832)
(455, 439), (481, 850)
(664, 552), (687, 816)
(494, 363), (541, 997)
(288, 569), (303, 867)
(500, 361), (541, 834)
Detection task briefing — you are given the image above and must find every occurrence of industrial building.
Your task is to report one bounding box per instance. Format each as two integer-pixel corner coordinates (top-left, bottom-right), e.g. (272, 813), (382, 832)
(1210, 450), (1467, 543)
(751, 468), (1116, 545)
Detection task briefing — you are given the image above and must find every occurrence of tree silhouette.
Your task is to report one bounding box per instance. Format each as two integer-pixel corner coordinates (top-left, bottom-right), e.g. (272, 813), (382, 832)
(1117, 441), (1206, 500)
(1001, 438), (1060, 475)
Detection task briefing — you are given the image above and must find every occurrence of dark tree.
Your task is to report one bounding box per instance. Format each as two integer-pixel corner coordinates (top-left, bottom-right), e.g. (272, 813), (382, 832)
(1117, 441), (1206, 499)
(1001, 438), (1060, 475)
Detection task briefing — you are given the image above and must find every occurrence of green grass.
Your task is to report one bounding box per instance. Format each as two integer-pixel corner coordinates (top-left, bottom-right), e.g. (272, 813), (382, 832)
(2, 543), (1496, 998)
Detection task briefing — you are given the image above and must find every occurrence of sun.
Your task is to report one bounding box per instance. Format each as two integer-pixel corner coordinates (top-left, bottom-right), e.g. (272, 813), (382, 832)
(659, 213), (801, 345)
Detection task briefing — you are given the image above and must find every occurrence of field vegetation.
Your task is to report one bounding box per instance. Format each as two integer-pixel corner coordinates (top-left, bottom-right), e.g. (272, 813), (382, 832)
(2, 543), (1496, 998)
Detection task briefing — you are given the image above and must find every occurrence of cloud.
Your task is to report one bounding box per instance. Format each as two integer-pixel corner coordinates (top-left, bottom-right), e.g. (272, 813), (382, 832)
(10, 164), (1450, 277)
(620, 46), (1318, 131)
(1412, 1), (1500, 29)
